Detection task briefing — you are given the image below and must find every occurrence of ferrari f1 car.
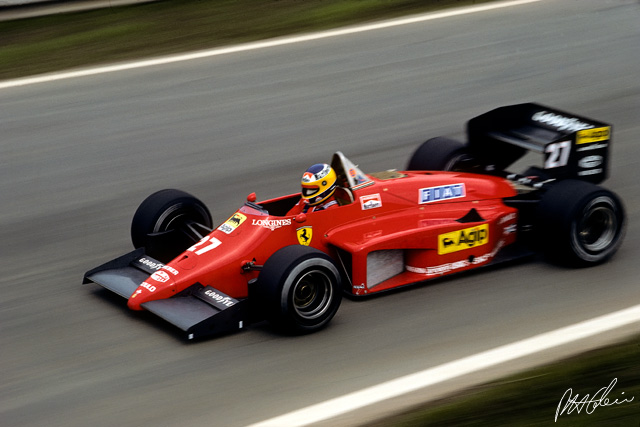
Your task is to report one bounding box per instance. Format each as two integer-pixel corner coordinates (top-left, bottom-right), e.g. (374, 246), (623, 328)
(84, 103), (625, 340)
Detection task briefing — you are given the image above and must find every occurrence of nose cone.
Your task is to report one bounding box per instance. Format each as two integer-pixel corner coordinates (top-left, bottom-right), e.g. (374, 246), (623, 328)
(127, 270), (176, 310)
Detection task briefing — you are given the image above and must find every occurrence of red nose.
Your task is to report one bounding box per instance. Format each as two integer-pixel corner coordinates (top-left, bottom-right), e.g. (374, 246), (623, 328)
(127, 272), (176, 310)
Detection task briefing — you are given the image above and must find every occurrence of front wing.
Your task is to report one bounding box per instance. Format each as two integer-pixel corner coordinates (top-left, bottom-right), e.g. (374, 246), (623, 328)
(83, 248), (248, 340)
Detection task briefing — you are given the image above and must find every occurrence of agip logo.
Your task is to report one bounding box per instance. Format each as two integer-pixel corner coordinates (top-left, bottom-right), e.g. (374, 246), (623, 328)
(218, 213), (247, 234)
(438, 224), (489, 255)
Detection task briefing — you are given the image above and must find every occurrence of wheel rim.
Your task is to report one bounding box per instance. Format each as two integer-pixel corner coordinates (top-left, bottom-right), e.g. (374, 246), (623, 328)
(292, 269), (333, 320)
(577, 197), (618, 253)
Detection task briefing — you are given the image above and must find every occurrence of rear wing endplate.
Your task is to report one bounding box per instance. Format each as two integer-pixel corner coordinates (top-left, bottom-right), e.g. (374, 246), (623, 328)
(467, 103), (611, 183)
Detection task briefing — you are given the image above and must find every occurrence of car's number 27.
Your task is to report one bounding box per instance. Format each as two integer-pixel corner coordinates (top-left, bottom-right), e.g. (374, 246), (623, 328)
(187, 236), (221, 255)
(544, 141), (571, 169)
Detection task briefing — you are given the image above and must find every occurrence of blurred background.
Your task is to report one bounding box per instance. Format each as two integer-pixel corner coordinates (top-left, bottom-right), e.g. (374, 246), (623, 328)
(2, 0), (639, 426)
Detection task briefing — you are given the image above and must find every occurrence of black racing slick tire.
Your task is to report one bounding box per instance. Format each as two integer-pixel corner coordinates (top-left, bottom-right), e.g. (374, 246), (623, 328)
(131, 189), (213, 262)
(406, 137), (479, 172)
(536, 180), (625, 266)
(257, 246), (342, 334)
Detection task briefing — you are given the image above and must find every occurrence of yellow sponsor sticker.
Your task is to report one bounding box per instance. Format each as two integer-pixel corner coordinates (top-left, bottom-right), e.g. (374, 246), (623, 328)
(297, 226), (313, 246)
(226, 213), (246, 227)
(218, 213), (247, 234)
(438, 224), (489, 255)
(576, 126), (610, 144)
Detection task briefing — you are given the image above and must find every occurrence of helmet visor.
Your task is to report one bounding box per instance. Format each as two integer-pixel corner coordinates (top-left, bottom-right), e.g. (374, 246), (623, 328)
(302, 185), (319, 198)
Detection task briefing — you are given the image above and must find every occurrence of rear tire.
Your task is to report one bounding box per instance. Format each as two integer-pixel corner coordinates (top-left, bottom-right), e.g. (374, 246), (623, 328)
(536, 180), (625, 266)
(257, 246), (342, 334)
(131, 189), (213, 262)
(406, 137), (480, 171)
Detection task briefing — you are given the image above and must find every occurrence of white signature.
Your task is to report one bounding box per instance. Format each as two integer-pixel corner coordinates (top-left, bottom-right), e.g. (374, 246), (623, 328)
(555, 378), (634, 422)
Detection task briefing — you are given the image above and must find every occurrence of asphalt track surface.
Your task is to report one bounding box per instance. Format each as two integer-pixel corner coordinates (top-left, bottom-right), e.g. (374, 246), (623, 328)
(2, 1), (640, 426)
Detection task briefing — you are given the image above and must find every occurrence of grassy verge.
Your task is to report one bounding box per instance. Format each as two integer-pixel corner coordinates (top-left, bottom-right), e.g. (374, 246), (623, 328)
(369, 334), (640, 426)
(0, 0), (495, 80)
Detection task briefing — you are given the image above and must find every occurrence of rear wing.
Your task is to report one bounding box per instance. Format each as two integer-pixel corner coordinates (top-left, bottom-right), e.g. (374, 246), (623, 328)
(467, 103), (611, 184)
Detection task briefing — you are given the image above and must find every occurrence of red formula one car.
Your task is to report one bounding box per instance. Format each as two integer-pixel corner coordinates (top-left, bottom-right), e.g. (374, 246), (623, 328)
(84, 103), (625, 340)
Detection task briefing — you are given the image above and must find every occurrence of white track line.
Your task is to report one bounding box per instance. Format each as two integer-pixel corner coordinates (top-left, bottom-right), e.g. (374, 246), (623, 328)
(248, 304), (640, 427)
(0, 0), (540, 90)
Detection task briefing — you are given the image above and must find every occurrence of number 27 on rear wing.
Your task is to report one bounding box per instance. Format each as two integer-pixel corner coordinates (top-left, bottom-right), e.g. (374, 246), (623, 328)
(466, 103), (611, 184)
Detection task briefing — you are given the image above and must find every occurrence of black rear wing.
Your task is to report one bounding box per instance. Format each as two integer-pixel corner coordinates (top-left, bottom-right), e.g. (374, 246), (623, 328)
(467, 103), (611, 184)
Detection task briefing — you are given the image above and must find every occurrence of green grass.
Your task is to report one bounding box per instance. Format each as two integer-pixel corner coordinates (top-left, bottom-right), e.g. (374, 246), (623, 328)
(0, 0), (495, 80)
(369, 334), (640, 426)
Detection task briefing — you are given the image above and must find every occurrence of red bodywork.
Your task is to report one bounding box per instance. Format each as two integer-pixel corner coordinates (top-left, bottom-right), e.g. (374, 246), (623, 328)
(127, 169), (518, 310)
(84, 104), (621, 339)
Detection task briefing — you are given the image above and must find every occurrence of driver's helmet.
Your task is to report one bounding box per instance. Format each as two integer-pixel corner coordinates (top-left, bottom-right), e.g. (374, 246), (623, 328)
(301, 163), (337, 206)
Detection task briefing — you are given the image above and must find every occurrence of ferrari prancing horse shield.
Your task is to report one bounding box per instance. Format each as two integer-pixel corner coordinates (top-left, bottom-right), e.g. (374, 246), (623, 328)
(297, 226), (312, 246)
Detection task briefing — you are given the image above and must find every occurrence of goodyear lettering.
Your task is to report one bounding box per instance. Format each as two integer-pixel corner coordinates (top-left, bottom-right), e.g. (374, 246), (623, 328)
(576, 126), (610, 144)
(420, 183), (465, 204)
(138, 258), (164, 271)
(438, 224), (489, 255)
(252, 218), (292, 231)
(532, 111), (594, 133)
(204, 289), (236, 307)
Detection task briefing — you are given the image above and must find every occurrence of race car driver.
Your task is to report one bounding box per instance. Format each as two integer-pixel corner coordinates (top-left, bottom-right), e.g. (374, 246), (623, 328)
(287, 163), (339, 214)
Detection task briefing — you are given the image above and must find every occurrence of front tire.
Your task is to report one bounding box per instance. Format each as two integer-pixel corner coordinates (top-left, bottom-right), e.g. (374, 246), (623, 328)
(536, 180), (625, 266)
(131, 189), (213, 262)
(257, 246), (342, 334)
